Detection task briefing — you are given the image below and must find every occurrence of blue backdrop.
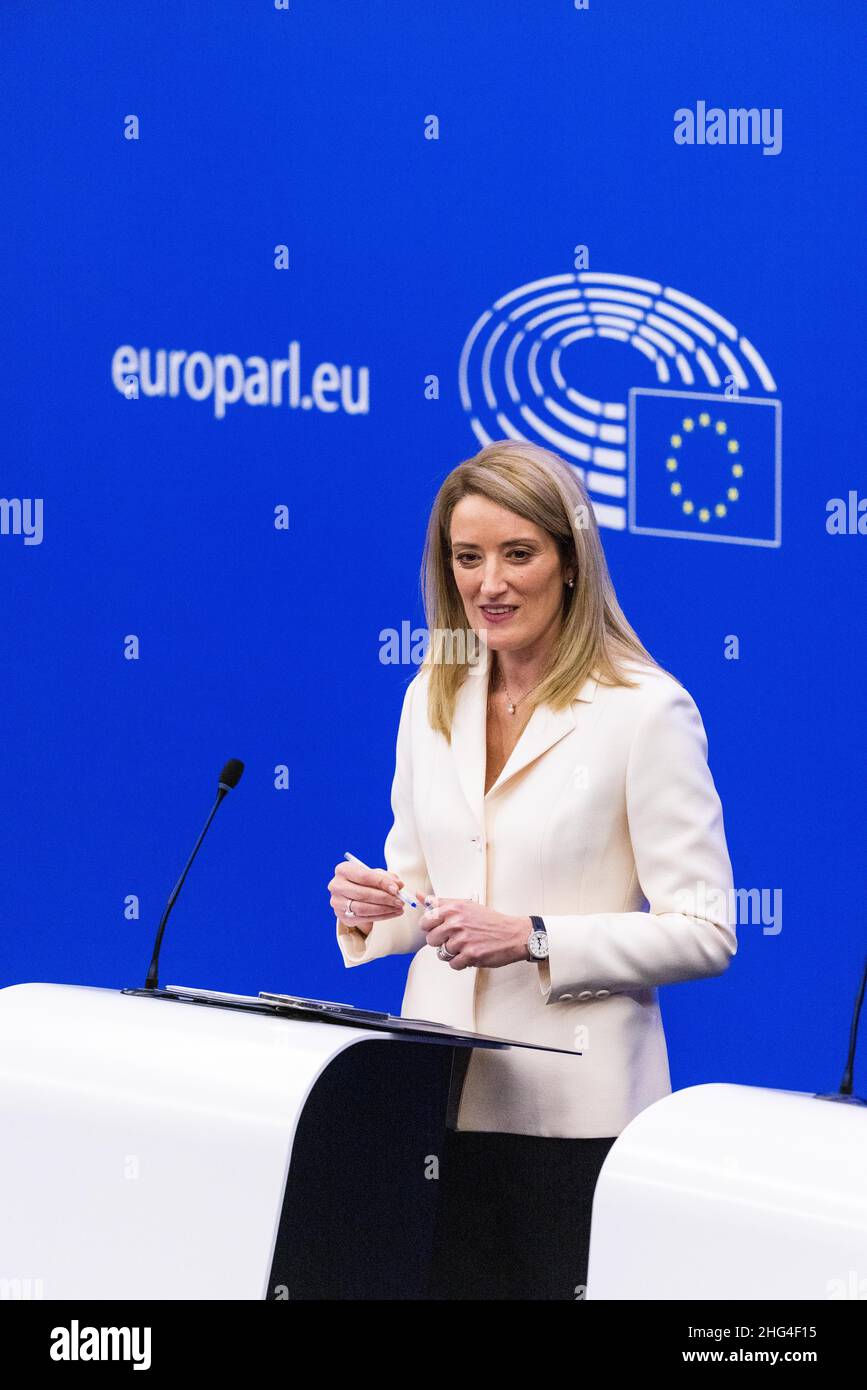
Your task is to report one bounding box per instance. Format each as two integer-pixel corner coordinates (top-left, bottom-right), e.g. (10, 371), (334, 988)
(1, 1), (864, 1103)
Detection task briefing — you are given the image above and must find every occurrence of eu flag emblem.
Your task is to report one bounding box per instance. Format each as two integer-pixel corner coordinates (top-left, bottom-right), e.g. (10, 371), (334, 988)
(628, 389), (781, 547)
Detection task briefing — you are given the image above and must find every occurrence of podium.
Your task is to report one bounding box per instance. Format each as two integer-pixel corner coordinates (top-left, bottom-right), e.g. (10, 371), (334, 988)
(8, 985), (862, 1301)
(587, 1081), (867, 1300)
(0, 981), (564, 1301)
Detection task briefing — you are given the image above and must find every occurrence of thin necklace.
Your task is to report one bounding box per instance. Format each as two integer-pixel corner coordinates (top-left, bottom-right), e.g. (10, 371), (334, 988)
(493, 660), (545, 716)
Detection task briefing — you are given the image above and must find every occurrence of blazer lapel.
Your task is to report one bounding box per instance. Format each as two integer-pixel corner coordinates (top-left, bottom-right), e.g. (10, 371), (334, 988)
(449, 660), (600, 831)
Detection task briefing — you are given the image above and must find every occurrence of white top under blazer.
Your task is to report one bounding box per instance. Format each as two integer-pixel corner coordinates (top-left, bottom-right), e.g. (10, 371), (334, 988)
(335, 655), (737, 1138)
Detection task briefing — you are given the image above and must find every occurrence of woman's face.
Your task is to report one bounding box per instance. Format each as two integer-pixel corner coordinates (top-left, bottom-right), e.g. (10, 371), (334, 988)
(449, 495), (573, 656)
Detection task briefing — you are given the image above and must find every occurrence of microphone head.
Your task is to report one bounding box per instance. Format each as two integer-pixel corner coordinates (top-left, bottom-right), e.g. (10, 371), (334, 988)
(218, 758), (245, 790)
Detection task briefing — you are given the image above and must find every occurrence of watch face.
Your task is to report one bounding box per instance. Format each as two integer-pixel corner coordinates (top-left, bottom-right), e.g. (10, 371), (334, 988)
(529, 931), (548, 959)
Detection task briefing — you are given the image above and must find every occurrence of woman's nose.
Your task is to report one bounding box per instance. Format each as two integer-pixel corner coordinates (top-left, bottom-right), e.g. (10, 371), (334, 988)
(479, 563), (507, 592)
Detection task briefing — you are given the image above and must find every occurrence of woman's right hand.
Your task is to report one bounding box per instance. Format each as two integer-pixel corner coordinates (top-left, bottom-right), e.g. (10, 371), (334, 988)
(328, 860), (408, 937)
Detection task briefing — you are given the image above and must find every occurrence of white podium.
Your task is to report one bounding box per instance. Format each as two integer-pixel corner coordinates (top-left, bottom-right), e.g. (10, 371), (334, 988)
(587, 1081), (867, 1300)
(7, 985), (864, 1302)
(0, 982), (516, 1300)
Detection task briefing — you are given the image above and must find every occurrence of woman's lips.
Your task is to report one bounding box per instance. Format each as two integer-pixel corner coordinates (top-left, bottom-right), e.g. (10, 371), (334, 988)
(479, 605), (518, 624)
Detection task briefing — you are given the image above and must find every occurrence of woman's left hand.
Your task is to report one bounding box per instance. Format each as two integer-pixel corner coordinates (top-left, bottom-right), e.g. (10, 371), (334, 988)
(420, 896), (530, 969)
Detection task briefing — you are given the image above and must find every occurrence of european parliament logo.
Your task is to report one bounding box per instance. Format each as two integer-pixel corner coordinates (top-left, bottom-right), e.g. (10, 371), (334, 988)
(459, 270), (782, 548)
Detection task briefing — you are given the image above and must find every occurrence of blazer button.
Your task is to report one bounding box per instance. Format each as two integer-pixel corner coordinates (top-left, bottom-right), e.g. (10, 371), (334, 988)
(596, 989), (610, 998)
(560, 993), (574, 1002)
(577, 990), (593, 1001)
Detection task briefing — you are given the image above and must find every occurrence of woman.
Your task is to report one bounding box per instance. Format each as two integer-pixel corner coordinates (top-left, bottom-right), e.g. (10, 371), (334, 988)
(328, 439), (736, 1300)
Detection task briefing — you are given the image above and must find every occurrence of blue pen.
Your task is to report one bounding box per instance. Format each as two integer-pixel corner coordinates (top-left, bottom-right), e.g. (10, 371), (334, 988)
(344, 852), (418, 908)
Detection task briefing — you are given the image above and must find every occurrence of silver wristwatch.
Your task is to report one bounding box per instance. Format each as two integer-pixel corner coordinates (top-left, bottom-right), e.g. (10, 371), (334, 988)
(527, 914), (549, 961)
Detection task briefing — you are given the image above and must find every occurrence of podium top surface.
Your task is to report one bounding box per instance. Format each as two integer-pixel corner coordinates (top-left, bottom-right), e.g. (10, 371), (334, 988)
(0, 981), (579, 1056)
(159, 982), (577, 1053)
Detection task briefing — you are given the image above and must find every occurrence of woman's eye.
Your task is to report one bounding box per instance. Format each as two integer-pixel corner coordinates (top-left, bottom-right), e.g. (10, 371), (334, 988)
(455, 550), (531, 564)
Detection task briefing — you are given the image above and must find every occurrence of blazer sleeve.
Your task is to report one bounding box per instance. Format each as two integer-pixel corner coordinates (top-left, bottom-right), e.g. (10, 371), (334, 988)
(537, 680), (737, 1002)
(335, 674), (433, 968)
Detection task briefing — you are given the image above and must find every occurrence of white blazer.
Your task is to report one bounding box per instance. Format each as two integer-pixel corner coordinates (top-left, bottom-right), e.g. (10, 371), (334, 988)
(335, 655), (737, 1138)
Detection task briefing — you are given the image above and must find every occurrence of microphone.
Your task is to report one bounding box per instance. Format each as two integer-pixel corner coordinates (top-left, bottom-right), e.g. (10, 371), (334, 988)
(143, 759), (245, 991)
(816, 951), (866, 1106)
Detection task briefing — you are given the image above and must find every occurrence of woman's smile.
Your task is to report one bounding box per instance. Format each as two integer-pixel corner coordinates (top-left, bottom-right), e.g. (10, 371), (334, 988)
(479, 604), (518, 623)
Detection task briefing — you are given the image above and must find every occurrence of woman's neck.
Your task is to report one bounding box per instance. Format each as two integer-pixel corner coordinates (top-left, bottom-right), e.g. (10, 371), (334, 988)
(492, 628), (559, 699)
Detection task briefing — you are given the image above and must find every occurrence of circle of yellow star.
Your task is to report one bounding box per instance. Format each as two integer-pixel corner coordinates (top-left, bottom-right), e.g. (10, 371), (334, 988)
(661, 412), (742, 525)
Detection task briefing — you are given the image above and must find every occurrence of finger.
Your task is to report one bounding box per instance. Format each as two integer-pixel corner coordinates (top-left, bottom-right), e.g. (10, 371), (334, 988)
(330, 894), (403, 919)
(334, 863), (404, 897)
(330, 876), (405, 912)
(332, 876), (404, 907)
(419, 906), (445, 933)
(424, 925), (458, 948)
(331, 895), (404, 917)
(423, 899), (463, 927)
(425, 896), (465, 915)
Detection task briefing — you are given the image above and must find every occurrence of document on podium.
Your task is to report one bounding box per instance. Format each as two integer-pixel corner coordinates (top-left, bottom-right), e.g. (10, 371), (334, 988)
(151, 983), (576, 1055)
(257, 990), (540, 1048)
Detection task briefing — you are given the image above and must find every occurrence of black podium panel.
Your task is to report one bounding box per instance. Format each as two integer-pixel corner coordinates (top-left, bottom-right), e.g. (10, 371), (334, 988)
(268, 1039), (459, 1300)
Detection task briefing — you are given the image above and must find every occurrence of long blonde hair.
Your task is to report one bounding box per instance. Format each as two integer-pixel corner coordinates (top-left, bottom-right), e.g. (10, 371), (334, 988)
(416, 439), (677, 741)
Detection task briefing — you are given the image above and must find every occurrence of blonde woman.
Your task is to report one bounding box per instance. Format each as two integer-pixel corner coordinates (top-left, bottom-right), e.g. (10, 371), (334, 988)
(328, 439), (736, 1300)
